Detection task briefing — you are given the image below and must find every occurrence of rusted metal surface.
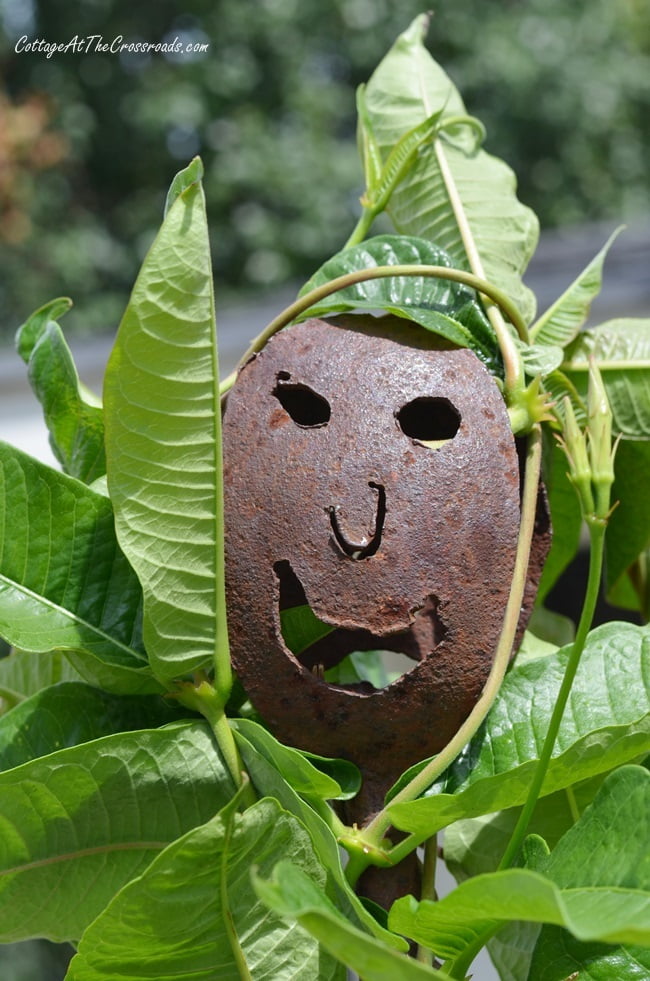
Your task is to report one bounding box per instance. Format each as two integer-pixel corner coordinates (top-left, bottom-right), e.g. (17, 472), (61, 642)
(223, 314), (548, 813)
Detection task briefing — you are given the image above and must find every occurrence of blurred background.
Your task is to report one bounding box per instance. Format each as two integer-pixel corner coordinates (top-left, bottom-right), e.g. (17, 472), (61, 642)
(0, 0), (649, 339)
(0, 1), (648, 978)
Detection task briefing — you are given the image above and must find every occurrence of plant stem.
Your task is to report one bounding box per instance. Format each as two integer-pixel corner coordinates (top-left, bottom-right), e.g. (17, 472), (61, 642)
(213, 712), (247, 792)
(565, 785), (581, 823)
(219, 264), (528, 400)
(498, 518), (606, 871)
(416, 837), (438, 966)
(344, 425), (543, 887)
(210, 236), (233, 709)
(174, 679), (254, 804)
(221, 806), (254, 980)
(343, 207), (376, 249)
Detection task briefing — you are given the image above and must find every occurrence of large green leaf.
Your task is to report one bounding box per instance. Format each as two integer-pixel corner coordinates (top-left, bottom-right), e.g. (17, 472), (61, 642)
(392, 769), (650, 965)
(530, 929), (650, 980)
(390, 864), (650, 961)
(606, 439), (650, 611)
(363, 15), (539, 323)
(233, 717), (360, 802)
(563, 319), (650, 439)
(388, 622), (650, 836)
(442, 775), (608, 979)
(233, 725), (407, 952)
(67, 799), (343, 981)
(0, 443), (156, 695)
(529, 765), (650, 980)
(530, 228), (622, 349)
(255, 861), (448, 980)
(104, 165), (225, 684)
(0, 649), (83, 707)
(0, 721), (233, 943)
(0, 682), (186, 772)
(444, 775), (608, 881)
(16, 300), (105, 483)
(298, 234), (500, 369)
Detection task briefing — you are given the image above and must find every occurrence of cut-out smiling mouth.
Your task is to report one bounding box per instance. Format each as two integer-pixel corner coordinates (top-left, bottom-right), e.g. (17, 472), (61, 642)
(274, 560), (447, 693)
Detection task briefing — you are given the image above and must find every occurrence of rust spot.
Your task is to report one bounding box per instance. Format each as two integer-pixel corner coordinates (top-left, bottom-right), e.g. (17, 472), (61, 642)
(269, 407), (289, 429)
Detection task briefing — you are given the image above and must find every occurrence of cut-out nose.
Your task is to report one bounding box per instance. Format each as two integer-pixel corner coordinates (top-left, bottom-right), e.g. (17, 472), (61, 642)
(329, 482), (385, 560)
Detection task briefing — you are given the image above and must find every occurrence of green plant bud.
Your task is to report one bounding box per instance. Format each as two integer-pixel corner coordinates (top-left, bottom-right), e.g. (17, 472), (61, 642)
(587, 358), (615, 518)
(561, 396), (595, 517)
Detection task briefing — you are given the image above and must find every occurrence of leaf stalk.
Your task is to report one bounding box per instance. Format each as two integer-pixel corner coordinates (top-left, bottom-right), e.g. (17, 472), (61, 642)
(172, 677), (254, 804)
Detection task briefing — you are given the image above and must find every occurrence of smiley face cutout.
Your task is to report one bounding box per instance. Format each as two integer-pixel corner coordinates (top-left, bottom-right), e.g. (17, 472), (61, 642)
(223, 315), (530, 782)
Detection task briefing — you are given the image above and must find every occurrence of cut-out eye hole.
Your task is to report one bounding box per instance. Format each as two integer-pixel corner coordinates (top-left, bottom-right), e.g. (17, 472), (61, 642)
(396, 397), (460, 447)
(273, 381), (331, 427)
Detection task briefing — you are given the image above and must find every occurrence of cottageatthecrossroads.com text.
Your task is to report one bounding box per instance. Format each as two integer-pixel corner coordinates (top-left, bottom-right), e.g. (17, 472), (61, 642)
(14, 35), (210, 58)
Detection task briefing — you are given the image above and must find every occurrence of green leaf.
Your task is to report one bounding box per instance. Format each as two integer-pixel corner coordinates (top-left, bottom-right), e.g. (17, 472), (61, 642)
(16, 307), (105, 483)
(519, 342), (564, 379)
(545, 767), (650, 884)
(529, 765), (650, 979)
(443, 775), (609, 979)
(606, 440), (650, 612)
(387, 622), (650, 836)
(0, 721), (234, 942)
(299, 233), (500, 368)
(15, 297), (73, 361)
(67, 799), (343, 981)
(516, 629), (559, 666)
(233, 717), (359, 801)
(541, 764), (650, 885)
(0, 443), (157, 695)
(526, 606), (575, 650)
(363, 15), (539, 323)
(0, 649), (84, 707)
(542, 368), (588, 428)
(356, 84), (383, 196)
(395, 769), (650, 964)
(163, 155), (204, 216)
(608, 549), (650, 614)
(104, 167), (225, 684)
(530, 929), (650, 980)
(233, 726), (406, 952)
(279, 604), (399, 692)
(300, 748), (362, 801)
(367, 110), (443, 213)
(255, 861), (448, 980)
(280, 604), (334, 655)
(563, 319), (650, 439)
(390, 869), (650, 961)
(325, 649), (392, 689)
(537, 432), (583, 603)
(0, 682), (186, 772)
(530, 228), (623, 349)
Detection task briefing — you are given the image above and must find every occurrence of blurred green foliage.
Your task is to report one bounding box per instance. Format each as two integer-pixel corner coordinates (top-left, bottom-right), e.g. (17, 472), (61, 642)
(0, 0), (648, 336)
